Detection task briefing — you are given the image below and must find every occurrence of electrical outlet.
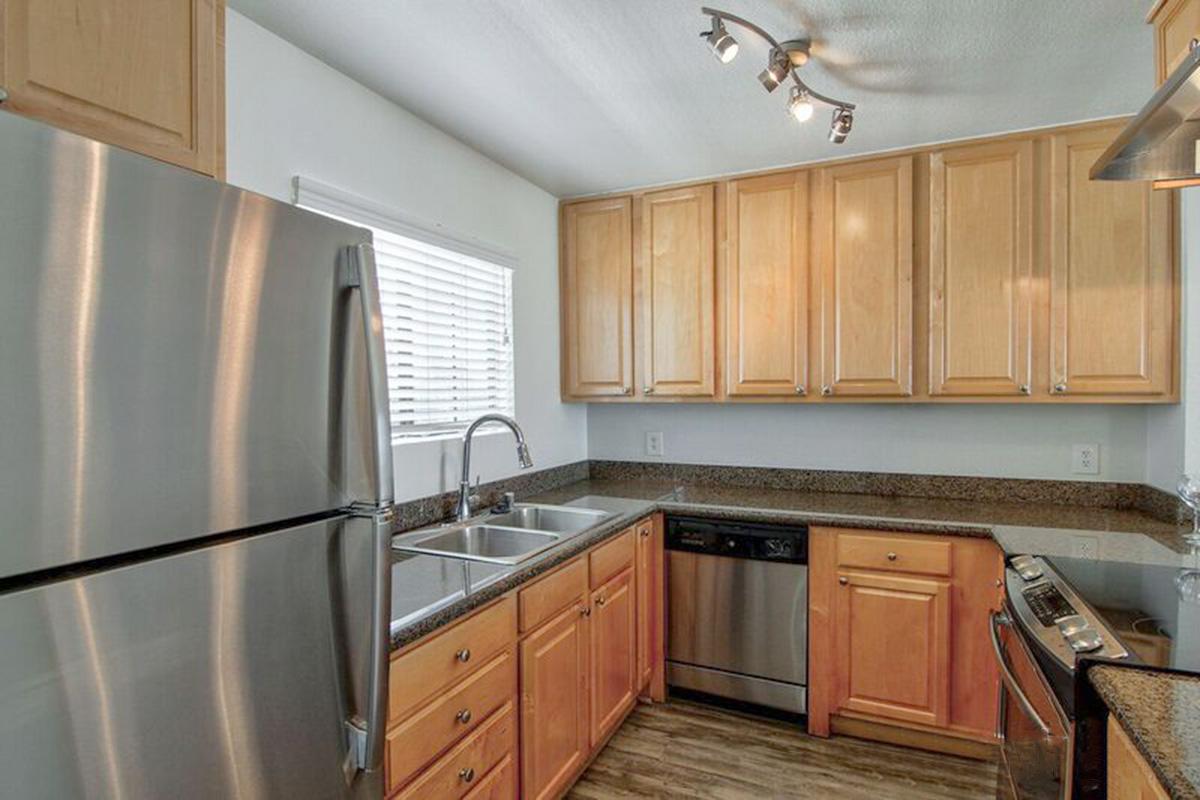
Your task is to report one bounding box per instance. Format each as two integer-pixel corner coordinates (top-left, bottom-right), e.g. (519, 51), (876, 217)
(1071, 535), (1099, 560)
(645, 431), (664, 458)
(1072, 444), (1100, 475)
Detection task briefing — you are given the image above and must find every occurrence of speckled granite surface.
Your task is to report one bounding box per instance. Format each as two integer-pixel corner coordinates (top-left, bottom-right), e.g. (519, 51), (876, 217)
(389, 478), (1192, 651)
(1089, 665), (1200, 800)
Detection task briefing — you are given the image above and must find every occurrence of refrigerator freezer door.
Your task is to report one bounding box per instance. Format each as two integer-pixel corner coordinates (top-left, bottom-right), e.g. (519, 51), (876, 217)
(0, 513), (390, 800)
(0, 111), (390, 579)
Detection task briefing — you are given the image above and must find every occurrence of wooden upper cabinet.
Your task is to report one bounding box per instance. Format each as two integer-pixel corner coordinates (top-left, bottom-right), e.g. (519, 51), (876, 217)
(724, 171), (809, 397)
(637, 184), (716, 397)
(1049, 126), (1174, 397)
(929, 140), (1034, 397)
(562, 197), (634, 398)
(0, 0), (225, 177)
(833, 569), (950, 728)
(1150, 0), (1200, 84)
(815, 156), (914, 397)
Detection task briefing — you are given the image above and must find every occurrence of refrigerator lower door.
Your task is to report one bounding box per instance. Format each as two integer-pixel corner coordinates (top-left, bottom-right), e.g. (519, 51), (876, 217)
(0, 513), (390, 800)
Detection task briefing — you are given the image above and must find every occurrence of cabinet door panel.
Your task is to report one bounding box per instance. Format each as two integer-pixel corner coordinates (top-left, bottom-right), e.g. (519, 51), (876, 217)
(833, 570), (950, 727)
(930, 140), (1033, 396)
(634, 517), (663, 694)
(1049, 126), (1173, 396)
(562, 197), (633, 397)
(816, 157), (913, 396)
(520, 602), (589, 800)
(639, 185), (715, 397)
(724, 171), (808, 396)
(0, 0), (223, 176)
(590, 567), (636, 747)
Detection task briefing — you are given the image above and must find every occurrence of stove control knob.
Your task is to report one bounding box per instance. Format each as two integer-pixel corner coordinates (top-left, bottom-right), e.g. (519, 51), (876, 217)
(1010, 555), (1044, 582)
(1066, 629), (1103, 653)
(1056, 615), (1088, 636)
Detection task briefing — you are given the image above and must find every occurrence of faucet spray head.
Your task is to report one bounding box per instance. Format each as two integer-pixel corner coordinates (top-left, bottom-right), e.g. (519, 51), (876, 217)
(517, 441), (533, 469)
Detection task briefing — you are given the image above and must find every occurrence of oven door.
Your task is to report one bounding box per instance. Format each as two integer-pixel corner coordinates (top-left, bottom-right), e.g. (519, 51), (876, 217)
(991, 610), (1072, 800)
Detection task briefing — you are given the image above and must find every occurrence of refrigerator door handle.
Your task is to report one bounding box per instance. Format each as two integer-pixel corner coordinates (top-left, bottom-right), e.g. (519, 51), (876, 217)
(345, 505), (394, 776)
(341, 242), (395, 506)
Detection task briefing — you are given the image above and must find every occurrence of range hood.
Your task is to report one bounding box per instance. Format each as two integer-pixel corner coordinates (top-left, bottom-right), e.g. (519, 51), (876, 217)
(1092, 43), (1200, 188)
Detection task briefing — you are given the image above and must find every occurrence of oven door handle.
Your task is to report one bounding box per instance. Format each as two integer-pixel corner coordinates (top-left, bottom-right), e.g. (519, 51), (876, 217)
(989, 610), (1052, 737)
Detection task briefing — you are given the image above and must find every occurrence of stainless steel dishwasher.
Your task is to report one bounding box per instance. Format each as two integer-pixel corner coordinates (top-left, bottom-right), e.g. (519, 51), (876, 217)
(666, 516), (808, 714)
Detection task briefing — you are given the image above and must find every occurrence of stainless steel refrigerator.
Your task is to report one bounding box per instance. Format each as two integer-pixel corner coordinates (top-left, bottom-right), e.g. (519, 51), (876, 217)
(0, 111), (394, 799)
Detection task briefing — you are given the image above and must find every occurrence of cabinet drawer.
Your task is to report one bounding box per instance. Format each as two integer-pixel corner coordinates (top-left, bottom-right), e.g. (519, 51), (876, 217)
(389, 596), (516, 721)
(463, 754), (517, 800)
(386, 649), (516, 790)
(836, 532), (952, 576)
(519, 557), (587, 633)
(590, 527), (636, 589)
(394, 702), (516, 800)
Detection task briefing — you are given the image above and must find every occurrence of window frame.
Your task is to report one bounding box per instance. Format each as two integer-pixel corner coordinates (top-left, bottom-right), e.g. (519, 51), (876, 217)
(292, 177), (518, 444)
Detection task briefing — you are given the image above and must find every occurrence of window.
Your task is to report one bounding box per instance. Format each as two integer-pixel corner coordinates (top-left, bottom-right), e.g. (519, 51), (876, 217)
(294, 178), (515, 442)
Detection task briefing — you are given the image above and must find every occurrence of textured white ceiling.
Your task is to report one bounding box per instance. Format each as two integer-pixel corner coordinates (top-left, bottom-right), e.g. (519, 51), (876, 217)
(230, 0), (1154, 198)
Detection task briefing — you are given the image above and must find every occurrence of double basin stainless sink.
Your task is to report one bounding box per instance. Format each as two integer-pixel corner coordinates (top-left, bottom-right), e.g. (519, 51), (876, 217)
(393, 503), (614, 566)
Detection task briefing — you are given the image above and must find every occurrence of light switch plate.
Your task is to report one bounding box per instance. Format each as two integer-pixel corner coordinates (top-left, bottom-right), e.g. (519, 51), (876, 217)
(1072, 444), (1100, 475)
(645, 431), (664, 458)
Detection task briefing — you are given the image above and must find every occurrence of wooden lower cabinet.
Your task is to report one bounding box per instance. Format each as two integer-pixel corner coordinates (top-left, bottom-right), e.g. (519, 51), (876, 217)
(810, 527), (1003, 753)
(520, 596), (590, 800)
(1107, 716), (1170, 800)
(387, 516), (662, 798)
(833, 570), (951, 727)
(635, 515), (665, 698)
(590, 566), (637, 747)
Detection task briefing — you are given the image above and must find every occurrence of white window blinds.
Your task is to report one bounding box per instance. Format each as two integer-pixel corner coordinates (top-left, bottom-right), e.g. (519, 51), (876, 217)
(293, 178), (515, 442)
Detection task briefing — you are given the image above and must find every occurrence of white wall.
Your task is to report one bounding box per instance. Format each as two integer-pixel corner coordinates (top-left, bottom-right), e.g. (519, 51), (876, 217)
(225, 11), (586, 502)
(588, 403), (1150, 483)
(1145, 187), (1200, 491)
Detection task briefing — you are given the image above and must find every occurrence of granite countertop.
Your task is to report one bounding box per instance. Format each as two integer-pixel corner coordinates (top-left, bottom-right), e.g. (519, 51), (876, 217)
(1089, 665), (1200, 800)
(389, 478), (1192, 651)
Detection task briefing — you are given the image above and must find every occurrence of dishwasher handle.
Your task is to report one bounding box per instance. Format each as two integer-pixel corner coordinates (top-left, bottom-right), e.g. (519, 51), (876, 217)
(989, 610), (1052, 737)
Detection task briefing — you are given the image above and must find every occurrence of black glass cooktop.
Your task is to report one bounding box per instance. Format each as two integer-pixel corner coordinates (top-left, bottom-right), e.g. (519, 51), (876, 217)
(1045, 554), (1200, 674)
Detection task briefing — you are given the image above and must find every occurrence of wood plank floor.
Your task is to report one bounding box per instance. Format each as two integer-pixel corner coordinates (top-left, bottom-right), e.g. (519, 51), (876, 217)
(568, 700), (1000, 800)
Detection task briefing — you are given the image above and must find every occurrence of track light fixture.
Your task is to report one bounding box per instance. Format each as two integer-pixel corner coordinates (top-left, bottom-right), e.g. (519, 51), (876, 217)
(758, 49), (790, 93)
(699, 7), (855, 142)
(787, 87), (814, 122)
(704, 16), (739, 64)
(829, 107), (853, 143)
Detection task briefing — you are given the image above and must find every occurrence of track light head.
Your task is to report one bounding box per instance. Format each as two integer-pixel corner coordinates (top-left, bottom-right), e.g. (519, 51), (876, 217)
(704, 18), (738, 64)
(757, 49), (790, 93)
(829, 107), (853, 143)
(787, 86), (814, 122)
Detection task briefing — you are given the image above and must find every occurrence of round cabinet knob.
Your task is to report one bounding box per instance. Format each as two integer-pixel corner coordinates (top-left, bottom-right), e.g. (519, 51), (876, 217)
(596, 595), (607, 607)
(455, 648), (471, 663)
(644, 386), (654, 395)
(1053, 382), (1067, 394)
(622, 386), (632, 395)
(795, 385), (806, 396)
(821, 385), (833, 397)
(456, 708), (472, 724)
(887, 552), (898, 561)
(459, 767), (475, 783)
(579, 605), (591, 617)
(640, 528), (650, 538)
(1018, 384), (1031, 396)
(838, 576), (849, 586)
(0, 87), (8, 103)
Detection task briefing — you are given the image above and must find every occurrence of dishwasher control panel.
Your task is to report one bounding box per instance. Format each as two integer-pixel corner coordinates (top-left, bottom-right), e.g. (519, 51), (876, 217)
(665, 516), (808, 563)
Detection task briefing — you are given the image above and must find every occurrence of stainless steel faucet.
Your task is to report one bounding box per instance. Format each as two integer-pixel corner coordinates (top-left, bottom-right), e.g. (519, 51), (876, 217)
(456, 414), (533, 521)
